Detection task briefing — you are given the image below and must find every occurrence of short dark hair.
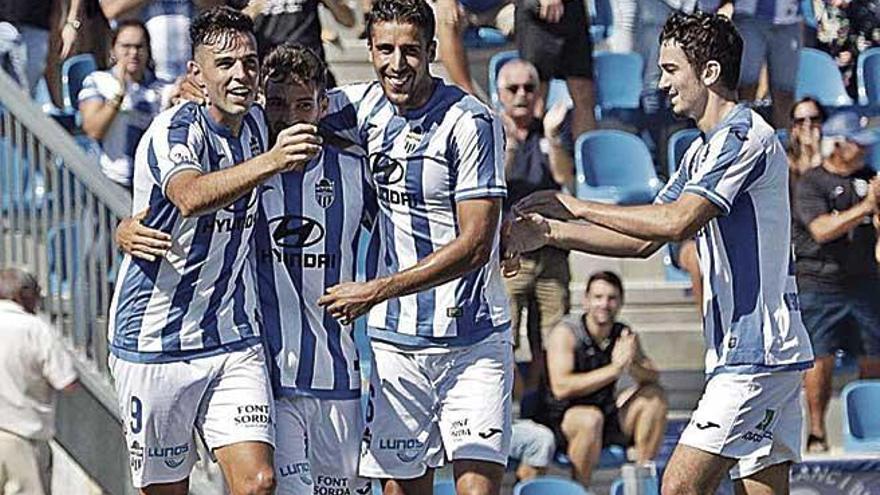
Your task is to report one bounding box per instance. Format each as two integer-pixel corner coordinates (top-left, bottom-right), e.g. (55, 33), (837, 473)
(190, 6), (254, 54)
(789, 96), (826, 124)
(112, 19), (150, 47)
(263, 43), (328, 94)
(659, 11), (743, 91)
(586, 271), (624, 299)
(366, 0), (435, 47)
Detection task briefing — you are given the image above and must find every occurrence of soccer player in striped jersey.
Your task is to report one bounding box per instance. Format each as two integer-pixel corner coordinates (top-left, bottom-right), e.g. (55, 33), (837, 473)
(107, 7), (321, 494)
(316, 1), (512, 493)
(255, 44), (376, 495)
(509, 12), (813, 495)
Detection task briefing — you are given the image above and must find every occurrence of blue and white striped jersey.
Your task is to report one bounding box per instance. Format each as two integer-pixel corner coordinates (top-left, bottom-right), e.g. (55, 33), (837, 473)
(323, 79), (511, 347)
(108, 102), (268, 363)
(656, 104), (813, 374)
(256, 147), (378, 399)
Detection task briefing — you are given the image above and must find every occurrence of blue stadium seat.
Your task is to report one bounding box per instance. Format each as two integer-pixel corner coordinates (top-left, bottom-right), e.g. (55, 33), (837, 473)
(610, 479), (624, 495)
(857, 47), (880, 108)
(434, 479), (457, 495)
(796, 48), (853, 108)
(554, 444), (627, 469)
(513, 476), (591, 495)
(462, 26), (508, 49)
(592, 51), (643, 121)
(666, 127), (700, 178)
(47, 223), (80, 296)
(842, 380), (880, 453)
(575, 130), (662, 205)
(62, 53), (98, 117)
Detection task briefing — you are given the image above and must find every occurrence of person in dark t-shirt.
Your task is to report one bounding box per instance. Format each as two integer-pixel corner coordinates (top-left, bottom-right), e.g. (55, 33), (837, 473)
(536, 271), (667, 488)
(793, 110), (880, 454)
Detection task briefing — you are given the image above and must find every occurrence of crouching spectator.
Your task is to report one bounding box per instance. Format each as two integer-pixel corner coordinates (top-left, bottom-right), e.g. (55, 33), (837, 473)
(79, 20), (165, 191)
(536, 271), (667, 487)
(793, 111), (880, 453)
(0, 268), (78, 495)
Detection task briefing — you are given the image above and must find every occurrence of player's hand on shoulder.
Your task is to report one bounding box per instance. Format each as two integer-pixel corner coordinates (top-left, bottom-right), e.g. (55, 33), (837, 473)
(116, 208), (172, 262)
(318, 280), (385, 325)
(515, 190), (580, 220)
(169, 73), (208, 107)
(270, 123), (323, 173)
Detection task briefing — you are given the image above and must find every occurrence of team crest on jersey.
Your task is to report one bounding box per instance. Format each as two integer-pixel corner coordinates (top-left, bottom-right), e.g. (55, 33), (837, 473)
(315, 177), (335, 208)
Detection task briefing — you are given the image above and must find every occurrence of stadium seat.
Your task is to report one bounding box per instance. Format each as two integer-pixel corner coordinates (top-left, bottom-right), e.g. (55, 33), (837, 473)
(513, 476), (592, 495)
(434, 479), (457, 495)
(610, 479), (624, 495)
(842, 380), (880, 453)
(857, 47), (880, 108)
(462, 26), (508, 49)
(592, 51), (643, 121)
(796, 48), (853, 108)
(47, 223), (80, 296)
(867, 141), (880, 174)
(666, 127), (700, 178)
(554, 444), (627, 469)
(62, 53), (98, 117)
(575, 130), (662, 205)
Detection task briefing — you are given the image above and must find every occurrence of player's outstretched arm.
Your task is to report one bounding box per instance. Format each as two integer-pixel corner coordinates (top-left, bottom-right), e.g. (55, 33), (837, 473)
(319, 197), (502, 324)
(167, 124), (321, 217)
(517, 191), (721, 243)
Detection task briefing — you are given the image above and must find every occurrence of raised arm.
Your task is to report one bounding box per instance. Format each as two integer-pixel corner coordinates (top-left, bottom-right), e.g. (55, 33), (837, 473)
(546, 323), (631, 400)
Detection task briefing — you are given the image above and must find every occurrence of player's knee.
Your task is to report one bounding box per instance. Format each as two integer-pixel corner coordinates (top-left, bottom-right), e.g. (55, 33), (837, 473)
(235, 467), (276, 495)
(660, 468), (698, 495)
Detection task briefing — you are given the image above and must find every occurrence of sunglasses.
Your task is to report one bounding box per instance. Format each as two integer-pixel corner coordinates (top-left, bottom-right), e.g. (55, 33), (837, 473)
(793, 115), (822, 125)
(504, 83), (536, 94)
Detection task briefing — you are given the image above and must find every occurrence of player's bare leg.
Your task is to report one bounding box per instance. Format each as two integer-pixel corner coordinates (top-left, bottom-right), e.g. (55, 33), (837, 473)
(661, 444), (736, 495)
(382, 469), (434, 495)
(215, 441), (276, 495)
(733, 462), (791, 495)
(454, 459), (504, 495)
(140, 479), (189, 495)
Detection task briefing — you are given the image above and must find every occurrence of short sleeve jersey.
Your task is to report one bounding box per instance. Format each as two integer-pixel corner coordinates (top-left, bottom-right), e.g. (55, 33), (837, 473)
(656, 104), (813, 374)
(322, 79), (511, 347)
(108, 102), (268, 363)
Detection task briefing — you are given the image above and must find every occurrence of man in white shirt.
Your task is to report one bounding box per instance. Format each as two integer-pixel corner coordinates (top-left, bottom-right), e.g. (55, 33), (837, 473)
(0, 267), (78, 495)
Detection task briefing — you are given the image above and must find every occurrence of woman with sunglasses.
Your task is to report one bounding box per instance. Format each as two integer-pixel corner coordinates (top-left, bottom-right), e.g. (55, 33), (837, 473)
(787, 97), (826, 181)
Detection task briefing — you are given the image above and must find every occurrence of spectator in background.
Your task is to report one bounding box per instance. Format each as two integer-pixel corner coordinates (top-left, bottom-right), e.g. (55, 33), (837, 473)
(0, 267), (78, 495)
(435, 0), (513, 96)
(497, 59), (573, 389)
(509, 419), (556, 481)
(787, 97), (826, 181)
(514, 0), (596, 137)
(816, 0), (880, 98)
(536, 272), (667, 488)
(250, 0), (356, 88)
(101, 0), (220, 83)
(0, 0), (84, 94)
(79, 20), (165, 190)
(792, 110), (880, 454)
(713, 0), (802, 128)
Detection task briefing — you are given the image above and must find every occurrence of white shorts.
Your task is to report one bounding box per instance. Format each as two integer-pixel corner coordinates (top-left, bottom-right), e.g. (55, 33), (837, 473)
(110, 344), (275, 488)
(359, 333), (514, 479)
(275, 396), (369, 495)
(679, 370), (804, 480)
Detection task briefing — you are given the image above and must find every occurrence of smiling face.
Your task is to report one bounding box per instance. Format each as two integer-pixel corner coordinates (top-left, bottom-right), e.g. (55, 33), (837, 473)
(369, 20), (436, 111)
(498, 62), (539, 122)
(584, 280), (622, 327)
(191, 31), (260, 129)
(265, 78), (325, 144)
(112, 25), (150, 81)
(658, 40), (709, 120)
